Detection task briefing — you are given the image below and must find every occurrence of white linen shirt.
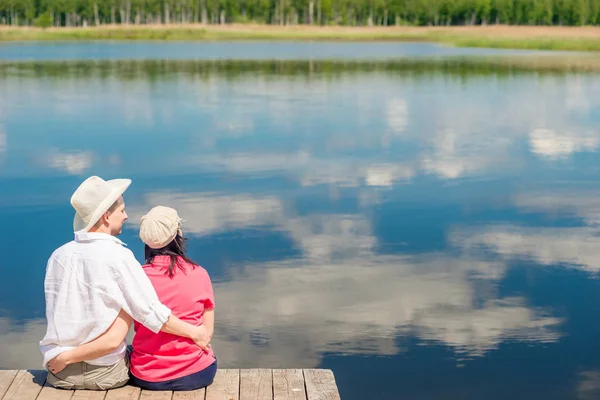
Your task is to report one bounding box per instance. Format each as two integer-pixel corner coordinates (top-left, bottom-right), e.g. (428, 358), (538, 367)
(39, 231), (172, 367)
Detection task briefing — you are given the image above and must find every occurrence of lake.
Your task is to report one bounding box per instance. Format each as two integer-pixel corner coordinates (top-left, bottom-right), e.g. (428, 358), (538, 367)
(1, 42), (600, 400)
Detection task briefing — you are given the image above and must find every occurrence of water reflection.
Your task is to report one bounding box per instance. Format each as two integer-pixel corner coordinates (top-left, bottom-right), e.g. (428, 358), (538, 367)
(44, 149), (94, 175)
(514, 190), (600, 225)
(458, 225), (600, 273)
(128, 192), (285, 237)
(2, 60), (600, 183)
(0, 127), (5, 168)
(454, 185), (600, 274)
(127, 190), (562, 367)
(1, 56), (600, 399)
(0, 318), (47, 369)
(578, 371), (600, 400)
(206, 222), (561, 367)
(530, 129), (600, 159)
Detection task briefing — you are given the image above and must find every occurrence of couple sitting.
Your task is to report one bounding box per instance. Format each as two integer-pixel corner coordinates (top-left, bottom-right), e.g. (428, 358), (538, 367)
(39, 176), (217, 391)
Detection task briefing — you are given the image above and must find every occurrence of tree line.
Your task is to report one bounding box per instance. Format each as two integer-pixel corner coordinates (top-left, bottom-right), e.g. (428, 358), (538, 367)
(2, 0), (600, 28)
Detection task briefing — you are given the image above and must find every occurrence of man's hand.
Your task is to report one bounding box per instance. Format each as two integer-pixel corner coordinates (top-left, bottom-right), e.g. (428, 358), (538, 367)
(190, 324), (211, 352)
(47, 351), (73, 375)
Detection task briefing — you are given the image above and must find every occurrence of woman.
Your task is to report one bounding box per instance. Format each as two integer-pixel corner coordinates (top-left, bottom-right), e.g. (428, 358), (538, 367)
(130, 205), (217, 390)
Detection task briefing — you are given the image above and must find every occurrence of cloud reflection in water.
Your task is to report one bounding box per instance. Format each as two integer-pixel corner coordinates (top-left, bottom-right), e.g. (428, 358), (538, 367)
(128, 192), (562, 367)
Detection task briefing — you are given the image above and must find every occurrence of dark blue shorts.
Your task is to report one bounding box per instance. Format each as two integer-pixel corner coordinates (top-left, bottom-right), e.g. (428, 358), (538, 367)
(129, 358), (218, 391)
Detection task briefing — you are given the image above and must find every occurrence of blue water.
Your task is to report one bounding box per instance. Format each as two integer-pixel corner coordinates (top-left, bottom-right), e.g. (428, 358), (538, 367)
(0, 40), (573, 61)
(1, 42), (600, 399)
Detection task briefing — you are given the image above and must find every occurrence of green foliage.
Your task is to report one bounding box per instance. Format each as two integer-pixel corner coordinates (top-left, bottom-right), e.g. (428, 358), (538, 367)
(3, 24), (600, 53)
(34, 11), (53, 27)
(2, 0), (600, 26)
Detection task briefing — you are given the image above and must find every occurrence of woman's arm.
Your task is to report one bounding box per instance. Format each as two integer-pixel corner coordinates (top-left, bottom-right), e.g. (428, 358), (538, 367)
(47, 309), (132, 374)
(202, 268), (215, 342)
(203, 308), (214, 340)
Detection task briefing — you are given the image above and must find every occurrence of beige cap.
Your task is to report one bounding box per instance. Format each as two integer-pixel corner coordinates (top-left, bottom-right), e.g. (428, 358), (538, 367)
(139, 206), (181, 249)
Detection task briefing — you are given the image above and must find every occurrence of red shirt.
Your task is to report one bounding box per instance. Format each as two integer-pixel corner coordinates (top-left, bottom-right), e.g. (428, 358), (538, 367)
(130, 255), (215, 382)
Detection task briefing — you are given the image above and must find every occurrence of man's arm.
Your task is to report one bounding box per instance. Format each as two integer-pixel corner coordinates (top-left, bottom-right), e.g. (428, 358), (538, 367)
(47, 309), (132, 373)
(113, 250), (210, 350)
(160, 314), (211, 351)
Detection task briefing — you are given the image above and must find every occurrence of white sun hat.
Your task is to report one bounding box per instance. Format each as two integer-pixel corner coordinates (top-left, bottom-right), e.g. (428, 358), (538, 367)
(139, 206), (182, 249)
(70, 176), (132, 233)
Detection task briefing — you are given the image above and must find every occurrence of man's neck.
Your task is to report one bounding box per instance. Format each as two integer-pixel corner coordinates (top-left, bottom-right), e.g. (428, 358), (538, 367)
(74, 230), (124, 245)
(88, 226), (113, 236)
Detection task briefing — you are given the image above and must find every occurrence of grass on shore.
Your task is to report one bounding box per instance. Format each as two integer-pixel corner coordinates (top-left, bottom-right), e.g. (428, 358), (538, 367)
(1, 24), (600, 51)
(443, 34), (600, 51)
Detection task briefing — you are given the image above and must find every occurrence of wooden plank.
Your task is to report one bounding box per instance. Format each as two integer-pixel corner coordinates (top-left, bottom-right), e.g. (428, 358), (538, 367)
(273, 370), (306, 400)
(303, 370), (340, 400)
(139, 391), (172, 400)
(172, 388), (205, 400)
(206, 369), (240, 400)
(240, 369), (272, 400)
(104, 386), (141, 400)
(2, 370), (47, 400)
(0, 371), (18, 399)
(0, 369), (337, 400)
(36, 383), (74, 400)
(72, 390), (106, 400)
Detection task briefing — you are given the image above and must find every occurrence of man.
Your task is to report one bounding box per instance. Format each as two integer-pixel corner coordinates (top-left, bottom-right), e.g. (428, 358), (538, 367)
(40, 176), (210, 390)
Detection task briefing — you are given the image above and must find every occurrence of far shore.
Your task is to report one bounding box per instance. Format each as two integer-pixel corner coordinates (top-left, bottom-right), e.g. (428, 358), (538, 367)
(2, 24), (600, 51)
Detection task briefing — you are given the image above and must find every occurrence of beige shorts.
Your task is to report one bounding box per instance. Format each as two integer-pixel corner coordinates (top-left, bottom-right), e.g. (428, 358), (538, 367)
(47, 356), (129, 390)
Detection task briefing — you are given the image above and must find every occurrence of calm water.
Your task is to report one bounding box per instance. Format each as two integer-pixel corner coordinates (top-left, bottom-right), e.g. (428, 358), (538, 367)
(0, 41), (570, 61)
(1, 42), (600, 400)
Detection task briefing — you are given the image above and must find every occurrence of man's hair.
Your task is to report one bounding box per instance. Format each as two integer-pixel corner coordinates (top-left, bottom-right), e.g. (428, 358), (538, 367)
(92, 198), (123, 229)
(107, 198), (123, 213)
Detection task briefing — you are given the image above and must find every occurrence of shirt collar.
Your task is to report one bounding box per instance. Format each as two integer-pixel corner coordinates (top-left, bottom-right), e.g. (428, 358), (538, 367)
(74, 231), (127, 246)
(150, 255), (174, 266)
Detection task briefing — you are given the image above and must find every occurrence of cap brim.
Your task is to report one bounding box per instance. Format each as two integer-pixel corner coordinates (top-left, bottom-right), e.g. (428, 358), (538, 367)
(73, 179), (131, 233)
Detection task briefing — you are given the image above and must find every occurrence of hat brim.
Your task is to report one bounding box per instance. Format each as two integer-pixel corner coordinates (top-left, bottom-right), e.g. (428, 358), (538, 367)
(73, 179), (131, 233)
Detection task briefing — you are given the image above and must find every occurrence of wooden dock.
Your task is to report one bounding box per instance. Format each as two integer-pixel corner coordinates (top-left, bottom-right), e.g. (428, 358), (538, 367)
(0, 369), (340, 400)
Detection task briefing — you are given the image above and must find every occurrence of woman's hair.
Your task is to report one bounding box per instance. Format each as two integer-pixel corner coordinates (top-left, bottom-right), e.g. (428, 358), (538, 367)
(144, 233), (197, 278)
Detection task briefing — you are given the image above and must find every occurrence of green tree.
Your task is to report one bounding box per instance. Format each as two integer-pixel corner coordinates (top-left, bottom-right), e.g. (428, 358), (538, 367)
(34, 10), (54, 26)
